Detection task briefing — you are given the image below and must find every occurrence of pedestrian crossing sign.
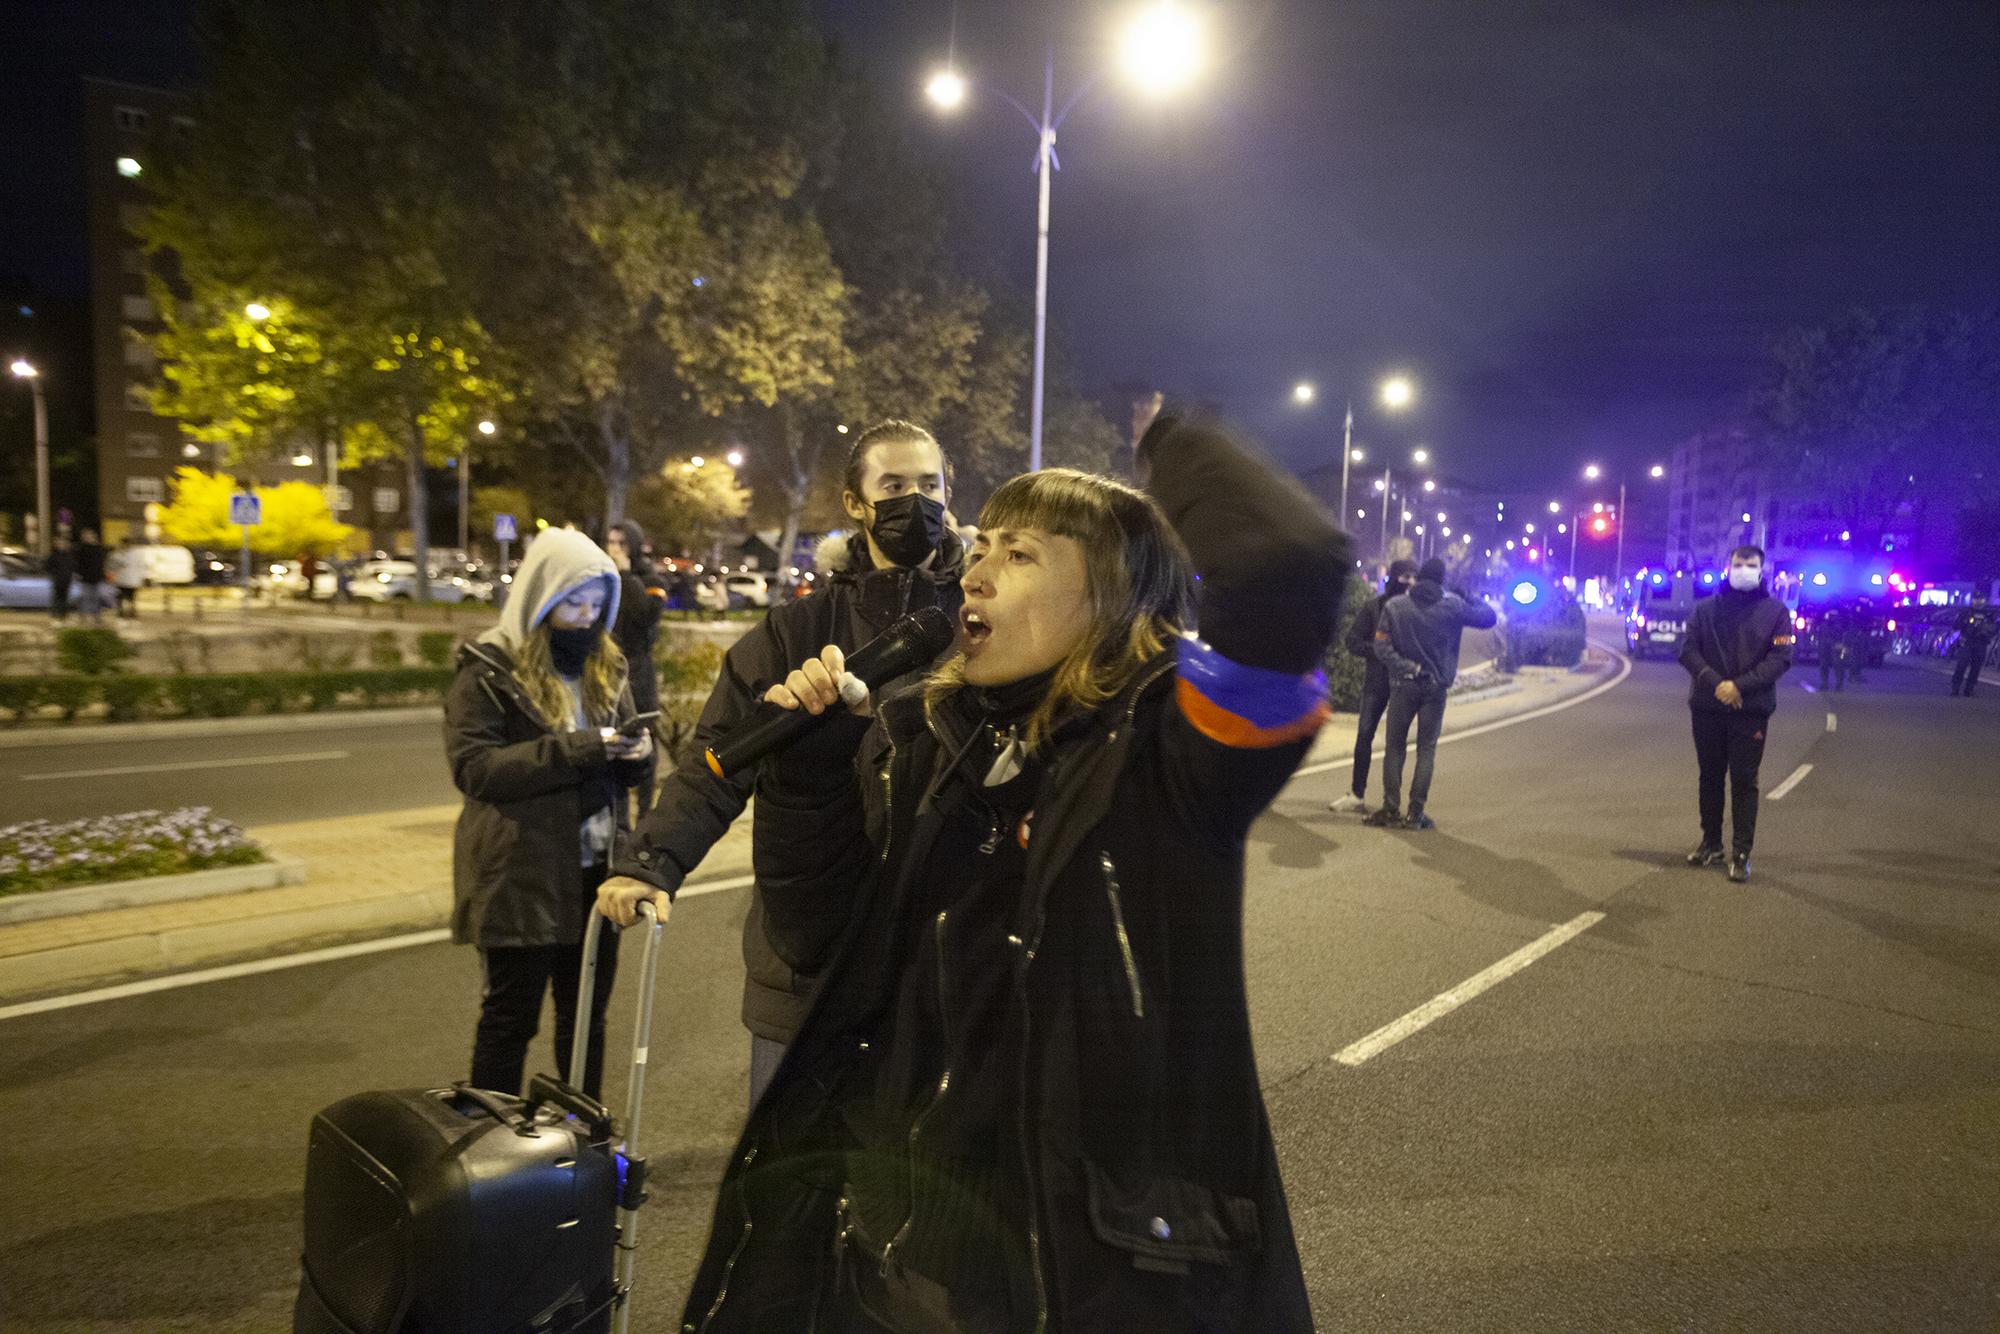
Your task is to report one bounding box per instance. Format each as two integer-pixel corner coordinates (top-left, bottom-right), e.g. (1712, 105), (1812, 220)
(229, 493), (261, 526)
(493, 513), (517, 542)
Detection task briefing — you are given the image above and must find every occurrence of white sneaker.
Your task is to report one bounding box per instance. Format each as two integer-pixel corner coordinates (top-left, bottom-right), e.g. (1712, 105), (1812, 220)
(1328, 793), (1367, 814)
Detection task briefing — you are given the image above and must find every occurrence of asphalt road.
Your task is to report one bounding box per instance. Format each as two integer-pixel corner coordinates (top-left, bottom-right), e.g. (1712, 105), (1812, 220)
(2, 648), (1995, 1331)
(0, 718), (457, 826)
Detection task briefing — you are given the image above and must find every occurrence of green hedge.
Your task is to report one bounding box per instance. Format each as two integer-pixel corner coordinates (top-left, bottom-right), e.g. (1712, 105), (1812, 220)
(1500, 601), (1587, 670)
(1324, 574), (1379, 712)
(0, 667), (457, 725)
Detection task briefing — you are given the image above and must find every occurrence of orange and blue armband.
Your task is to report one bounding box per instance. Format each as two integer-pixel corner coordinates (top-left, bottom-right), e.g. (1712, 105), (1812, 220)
(1175, 635), (1331, 749)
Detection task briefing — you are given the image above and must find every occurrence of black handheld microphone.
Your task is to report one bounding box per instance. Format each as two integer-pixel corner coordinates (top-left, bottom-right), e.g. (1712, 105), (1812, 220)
(704, 606), (956, 778)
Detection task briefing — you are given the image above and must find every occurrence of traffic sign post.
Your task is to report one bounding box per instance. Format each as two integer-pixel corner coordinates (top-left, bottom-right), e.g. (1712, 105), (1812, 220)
(493, 514), (516, 606)
(231, 493), (261, 605)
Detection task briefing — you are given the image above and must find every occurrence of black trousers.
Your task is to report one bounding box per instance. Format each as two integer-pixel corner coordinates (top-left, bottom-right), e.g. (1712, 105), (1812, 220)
(1691, 710), (1768, 856)
(1381, 679), (1449, 815)
(1953, 650), (1986, 696)
(470, 865), (619, 1099)
(1348, 678), (1392, 799)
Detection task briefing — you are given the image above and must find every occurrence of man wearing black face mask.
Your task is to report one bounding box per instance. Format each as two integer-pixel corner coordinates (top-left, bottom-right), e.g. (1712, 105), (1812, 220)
(606, 419), (963, 1106)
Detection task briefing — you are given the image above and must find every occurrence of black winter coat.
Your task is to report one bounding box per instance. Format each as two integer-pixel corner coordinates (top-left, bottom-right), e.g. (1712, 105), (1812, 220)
(445, 642), (648, 948)
(613, 533), (965, 1044)
(676, 420), (1350, 1333)
(612, 569), (666, 715)
(1344, 589), (1400, 696)
(1677, 586), (1794, 717)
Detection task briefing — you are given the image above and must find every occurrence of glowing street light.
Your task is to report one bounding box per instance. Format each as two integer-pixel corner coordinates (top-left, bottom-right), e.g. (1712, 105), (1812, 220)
(1584, 463), (1603, 481)
(1548, 500), (1562, 514)
(1380, 376), (1414, 410)
(925, 68), (968, 109)
(835, 423), (850, 435)
(1117, 1), (1206, 97)
(1649, 464), (1665, 479)
(1422, 479), (1436, 493)
(932, 4), (1203, 472)
(476, 419), (497, 436)
(1349, 448), (1364, 463)
(244, 302), (271, 321)
(690, 455), (706, 468)
(726, 449), (745, 467)
(1292, 380), (1316, 405)
(1411, 447), (1430, 466)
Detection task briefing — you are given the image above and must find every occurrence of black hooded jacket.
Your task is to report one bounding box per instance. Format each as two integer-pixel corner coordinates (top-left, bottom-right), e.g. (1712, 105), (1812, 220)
(1677, 583), (1794, 716)
(675, 420), (1349, 1334)
(612, 530), (965, 1044)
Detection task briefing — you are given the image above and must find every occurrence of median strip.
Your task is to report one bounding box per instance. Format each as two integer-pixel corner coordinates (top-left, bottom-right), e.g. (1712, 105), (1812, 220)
(18, 750), (350, 781)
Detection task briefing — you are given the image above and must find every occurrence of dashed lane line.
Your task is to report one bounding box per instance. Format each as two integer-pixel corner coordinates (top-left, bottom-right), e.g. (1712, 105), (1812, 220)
(1768, 763), (1814, 801)
(1334, 911), (1607, 1065)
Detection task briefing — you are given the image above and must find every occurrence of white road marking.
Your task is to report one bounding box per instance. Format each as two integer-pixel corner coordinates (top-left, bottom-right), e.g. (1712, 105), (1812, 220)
(18, 750), (351, 781)
(1294, 641), (1633, 781)
(0, 873), (758, 1021)
(1826, 712), (1837, 732)
(1334, 911), (1605, 1066)
(1767, 763), (1814, 801)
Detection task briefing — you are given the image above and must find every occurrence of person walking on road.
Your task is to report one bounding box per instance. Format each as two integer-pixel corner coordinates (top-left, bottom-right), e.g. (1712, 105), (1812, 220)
(1677, 544), (1793, 883)
(1951, 596), (1997, 697)
(1330, 558), (1417, 814)
(45, 528), (74, 623)
(1369, 557), (1498, 830)
(601, 420), (965, 1110)
(444, 528), (654, 1100)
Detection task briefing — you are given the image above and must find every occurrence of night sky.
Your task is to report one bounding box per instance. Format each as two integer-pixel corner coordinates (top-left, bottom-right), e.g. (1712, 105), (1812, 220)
(8, 1), (1999, 500)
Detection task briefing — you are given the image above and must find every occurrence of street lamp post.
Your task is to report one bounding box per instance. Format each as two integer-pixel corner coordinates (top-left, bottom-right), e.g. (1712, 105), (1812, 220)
(929, 4), (1203, 471)
(9, 359), (49, 556)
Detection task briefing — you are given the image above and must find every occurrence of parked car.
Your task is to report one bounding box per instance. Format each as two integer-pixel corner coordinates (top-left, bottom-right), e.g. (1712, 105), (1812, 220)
(694, 571), (773, 612)
(0, 552), (118, 610)
(347, 559), (494, 604)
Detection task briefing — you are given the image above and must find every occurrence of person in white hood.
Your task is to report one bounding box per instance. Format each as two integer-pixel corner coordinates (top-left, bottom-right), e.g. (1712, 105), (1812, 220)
(445, 528), (653, 1098)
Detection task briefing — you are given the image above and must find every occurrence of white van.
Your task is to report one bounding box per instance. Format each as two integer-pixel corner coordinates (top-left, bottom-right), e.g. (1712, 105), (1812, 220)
(128, 544), (197, 585)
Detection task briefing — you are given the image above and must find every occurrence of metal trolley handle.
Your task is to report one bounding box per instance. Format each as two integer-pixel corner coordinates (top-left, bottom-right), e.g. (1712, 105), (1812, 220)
(568, 899), (665, 1334)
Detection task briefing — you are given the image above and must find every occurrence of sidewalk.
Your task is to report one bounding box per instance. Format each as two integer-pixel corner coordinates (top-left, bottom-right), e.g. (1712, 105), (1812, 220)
(0, 800), (756, 1002)
(0, 646), (1622, 1003)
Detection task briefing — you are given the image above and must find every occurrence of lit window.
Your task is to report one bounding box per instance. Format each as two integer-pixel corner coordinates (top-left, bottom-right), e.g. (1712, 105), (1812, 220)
(125, 381), (154, 411)
(123, 339), (155, 368)
(127, 432), (161, 458)
(126, 477), (165, 504)
(121, 294), (155, 321)
(373, 487), (401, 514)
(114, 106), (151, 133)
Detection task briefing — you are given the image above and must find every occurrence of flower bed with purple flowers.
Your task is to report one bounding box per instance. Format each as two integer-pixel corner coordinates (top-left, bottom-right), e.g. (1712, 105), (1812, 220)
(0, 808), (266, 898)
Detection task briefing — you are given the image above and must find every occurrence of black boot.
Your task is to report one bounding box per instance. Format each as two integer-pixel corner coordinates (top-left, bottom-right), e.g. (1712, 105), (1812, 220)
(1686, 842), (1724, 868)
(1727, 853), (1752, 883)
(1363, 806), (1402, 828)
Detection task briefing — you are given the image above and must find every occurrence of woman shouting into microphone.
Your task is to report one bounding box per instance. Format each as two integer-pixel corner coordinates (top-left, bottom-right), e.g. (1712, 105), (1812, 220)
(605, 416), (1349, 1332)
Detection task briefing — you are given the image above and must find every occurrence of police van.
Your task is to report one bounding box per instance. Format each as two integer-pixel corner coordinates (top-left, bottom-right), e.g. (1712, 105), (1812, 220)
(1626, 569), (1719, 660)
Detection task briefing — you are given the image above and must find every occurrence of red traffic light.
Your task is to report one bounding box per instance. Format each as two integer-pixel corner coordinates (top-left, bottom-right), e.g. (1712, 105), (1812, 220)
(1590, 516), (1611, 537)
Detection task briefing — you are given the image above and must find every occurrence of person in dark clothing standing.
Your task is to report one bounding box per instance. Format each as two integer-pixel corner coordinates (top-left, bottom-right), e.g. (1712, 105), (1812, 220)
(600, 420), (964, 1109)
(604, 519), (666, 717)
(1951, 597), (1997, 697)
(444, 529), (653, 1099)
(45, 529), (75, 622)
(1369, 557), (1499, 830)
(1330, 558), (1417, 814)
(1677, 544), (1793, 883)
(72, 528), (107, 623)
(600, 417), (1347, 1334)
(1813, 607), (1849, 692)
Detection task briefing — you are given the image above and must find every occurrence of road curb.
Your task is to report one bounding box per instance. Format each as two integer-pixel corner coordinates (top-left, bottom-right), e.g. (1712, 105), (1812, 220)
(0, 855), (308, 925)
(0, 705), (443, 749)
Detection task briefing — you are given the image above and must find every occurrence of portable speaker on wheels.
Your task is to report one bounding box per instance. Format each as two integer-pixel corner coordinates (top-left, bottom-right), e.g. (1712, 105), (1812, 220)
(295, 904), (667, 1334)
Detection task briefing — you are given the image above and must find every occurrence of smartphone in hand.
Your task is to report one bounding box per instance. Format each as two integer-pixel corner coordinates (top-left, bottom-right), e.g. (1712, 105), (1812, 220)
(618, 710), (661, 737)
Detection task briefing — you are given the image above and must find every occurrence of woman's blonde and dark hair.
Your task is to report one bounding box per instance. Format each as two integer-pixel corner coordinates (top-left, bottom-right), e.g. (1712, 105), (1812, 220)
(929, 467), (1195, 751)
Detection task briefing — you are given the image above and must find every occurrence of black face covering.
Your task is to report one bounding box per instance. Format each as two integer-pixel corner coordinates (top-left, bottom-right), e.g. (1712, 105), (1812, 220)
(868, 492), (947, 567)
(548, 626), (598, 677)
